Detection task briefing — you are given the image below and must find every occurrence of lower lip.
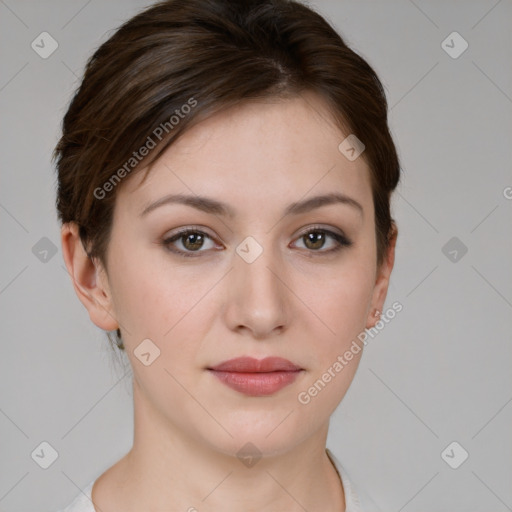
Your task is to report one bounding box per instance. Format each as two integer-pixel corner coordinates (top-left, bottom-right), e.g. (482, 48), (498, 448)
(208, 370), (302, 396)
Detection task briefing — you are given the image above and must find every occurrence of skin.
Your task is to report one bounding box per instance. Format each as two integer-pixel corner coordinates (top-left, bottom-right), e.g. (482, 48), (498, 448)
(61, 91), (397, 512)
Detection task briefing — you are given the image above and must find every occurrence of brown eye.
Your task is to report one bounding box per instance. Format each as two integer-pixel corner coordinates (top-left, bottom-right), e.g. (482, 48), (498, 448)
(181, 232), (205, 251)
(162, 228), (217, 257)
(293, 228), (352, 254)
(303, 231), (326, 250)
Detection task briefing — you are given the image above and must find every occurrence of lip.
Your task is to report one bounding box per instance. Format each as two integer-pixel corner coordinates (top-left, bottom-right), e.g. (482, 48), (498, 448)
(207, 357), (303, 396)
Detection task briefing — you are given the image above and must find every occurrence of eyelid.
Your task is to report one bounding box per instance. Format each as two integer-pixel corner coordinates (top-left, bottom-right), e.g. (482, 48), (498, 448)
(164, 224), (215, 239)
(295, 223), (346, 239)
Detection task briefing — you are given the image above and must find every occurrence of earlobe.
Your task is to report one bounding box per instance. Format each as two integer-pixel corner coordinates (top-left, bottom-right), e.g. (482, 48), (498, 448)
(366, 224), (398, 329)
(61, 222), (119, 331)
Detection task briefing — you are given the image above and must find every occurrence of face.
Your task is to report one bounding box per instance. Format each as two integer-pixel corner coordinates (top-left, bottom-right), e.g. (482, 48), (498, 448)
(73, 92), (395, 457)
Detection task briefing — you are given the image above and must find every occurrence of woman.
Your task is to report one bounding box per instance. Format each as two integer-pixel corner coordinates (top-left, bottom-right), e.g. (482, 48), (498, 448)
(55, 0), (400, 510)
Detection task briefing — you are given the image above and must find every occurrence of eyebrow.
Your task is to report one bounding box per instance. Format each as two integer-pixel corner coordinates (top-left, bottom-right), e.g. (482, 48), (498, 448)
(139, 192), (363, 218)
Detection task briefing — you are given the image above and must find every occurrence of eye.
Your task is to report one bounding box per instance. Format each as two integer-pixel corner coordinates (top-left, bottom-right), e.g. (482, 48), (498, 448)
(292, 226), (352, 254)
(161, 227), (218, 257)
(160, 225), (352, 258)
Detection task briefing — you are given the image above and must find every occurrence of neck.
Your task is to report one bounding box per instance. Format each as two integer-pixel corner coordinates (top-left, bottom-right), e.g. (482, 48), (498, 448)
(102, 379), (345, 512)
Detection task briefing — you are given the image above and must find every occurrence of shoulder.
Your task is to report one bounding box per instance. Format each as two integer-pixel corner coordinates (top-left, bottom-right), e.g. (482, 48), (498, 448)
(326, 449), (383, 512)
(55, 481), (96, 512)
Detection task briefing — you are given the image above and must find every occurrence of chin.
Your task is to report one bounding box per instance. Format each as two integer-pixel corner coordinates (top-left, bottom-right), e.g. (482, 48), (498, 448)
(197, 409), (319, 459)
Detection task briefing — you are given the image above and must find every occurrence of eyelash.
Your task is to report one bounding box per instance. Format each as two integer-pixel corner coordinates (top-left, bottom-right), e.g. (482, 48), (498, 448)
(160, 225), (352, 258)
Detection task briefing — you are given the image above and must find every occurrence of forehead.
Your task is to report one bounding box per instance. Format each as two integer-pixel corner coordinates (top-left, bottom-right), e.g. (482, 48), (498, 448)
(118, 92), (373, 219)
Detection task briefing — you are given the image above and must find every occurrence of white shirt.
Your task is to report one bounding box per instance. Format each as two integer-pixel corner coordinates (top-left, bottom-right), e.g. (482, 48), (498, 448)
(57, 449), (381, 511)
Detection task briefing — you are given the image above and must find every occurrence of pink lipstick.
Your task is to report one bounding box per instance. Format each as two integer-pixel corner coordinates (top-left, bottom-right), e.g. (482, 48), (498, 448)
(207, 357), (303, 396)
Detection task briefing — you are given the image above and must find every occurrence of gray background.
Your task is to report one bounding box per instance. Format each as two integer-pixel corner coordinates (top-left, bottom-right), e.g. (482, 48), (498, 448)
(1, 1), (511, 510)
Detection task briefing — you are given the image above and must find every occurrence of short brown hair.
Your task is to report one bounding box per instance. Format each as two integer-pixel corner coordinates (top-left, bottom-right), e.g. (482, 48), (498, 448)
(54, 0), (400, 350)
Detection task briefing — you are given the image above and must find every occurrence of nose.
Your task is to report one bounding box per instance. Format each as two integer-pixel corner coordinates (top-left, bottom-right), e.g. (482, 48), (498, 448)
(223, 238), (290, 340)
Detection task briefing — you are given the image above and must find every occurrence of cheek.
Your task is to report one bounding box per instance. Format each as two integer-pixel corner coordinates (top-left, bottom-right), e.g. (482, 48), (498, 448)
(295, 263), (374, 413)
(106, 246), (178, 339)
(108, 247), (215, 368)
(311, 258), (375, 344)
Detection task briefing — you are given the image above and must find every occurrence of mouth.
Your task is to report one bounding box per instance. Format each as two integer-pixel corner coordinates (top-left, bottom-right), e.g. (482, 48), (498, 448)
(207, 357), (304, 397)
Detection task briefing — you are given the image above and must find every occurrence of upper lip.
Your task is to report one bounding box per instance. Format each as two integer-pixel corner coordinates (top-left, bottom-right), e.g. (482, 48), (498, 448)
(208, 357), (302, 372)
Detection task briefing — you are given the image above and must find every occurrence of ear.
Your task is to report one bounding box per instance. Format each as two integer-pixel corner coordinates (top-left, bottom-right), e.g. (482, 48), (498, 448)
(60, 222), (119, 331)
(366, 223), (398, 329)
